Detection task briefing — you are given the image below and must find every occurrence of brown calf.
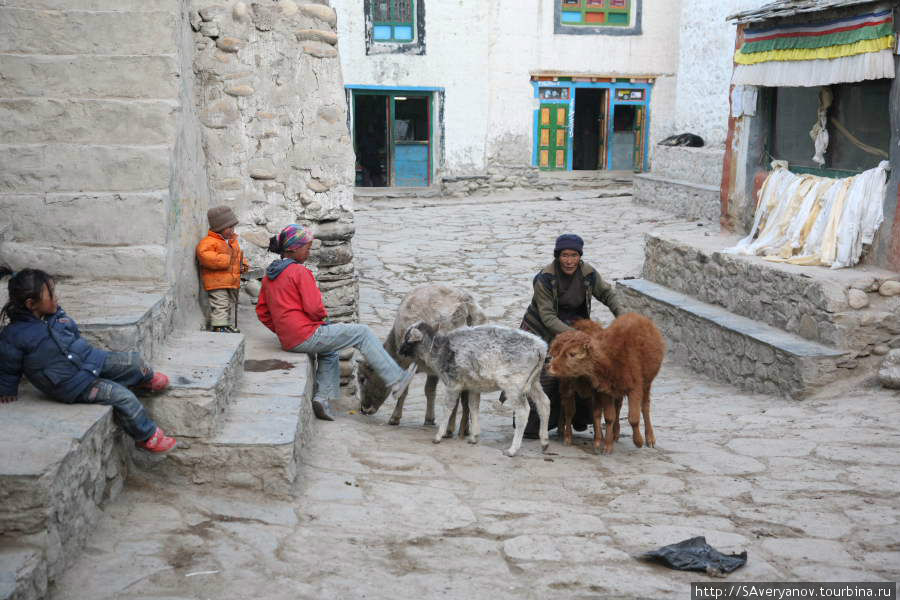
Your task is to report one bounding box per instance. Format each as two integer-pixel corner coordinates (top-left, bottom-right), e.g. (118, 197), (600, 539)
(548, 313), (664, 454)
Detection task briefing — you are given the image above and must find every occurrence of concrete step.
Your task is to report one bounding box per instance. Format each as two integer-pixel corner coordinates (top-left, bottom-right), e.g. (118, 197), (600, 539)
(0, 144), (171, 194)
(648, 144), (724, 187)
(618, 278), (848, 399)
(144, 354), (314, 499)
(141, 331), (246, 438)
(536, 170), (634, 190)
(0, 390), (128, 585)
(0, 99), (178, 146)
(2, 0), (177, 10)
(633, 173), (720, 222)
(1, 242), (168, 286)
(0, 191), (168, 245)
(0, 8), (176, 55)
(0, 277), (174, 360)
(0, 54), (179, 99)
(0, 538), (46, 600)
(641, 230), (900, 353)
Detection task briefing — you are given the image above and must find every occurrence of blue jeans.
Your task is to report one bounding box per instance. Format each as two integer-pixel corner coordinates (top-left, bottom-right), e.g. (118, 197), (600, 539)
(74, 351), (158, 442)
(290, 323), (405, 402)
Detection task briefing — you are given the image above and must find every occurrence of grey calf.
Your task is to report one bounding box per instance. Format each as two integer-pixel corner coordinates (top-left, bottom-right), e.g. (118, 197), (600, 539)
(399, 322), (551, 457)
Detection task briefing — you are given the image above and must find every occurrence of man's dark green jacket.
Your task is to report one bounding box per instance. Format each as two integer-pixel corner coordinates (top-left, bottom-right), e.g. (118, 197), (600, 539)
(520, 261), (622, 344)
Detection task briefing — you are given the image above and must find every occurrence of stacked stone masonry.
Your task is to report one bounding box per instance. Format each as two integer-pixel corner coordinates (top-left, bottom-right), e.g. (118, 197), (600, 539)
(190, 0), (358, 392)
(1, 1), (350, 597)
(642, 234), (900, 356)
(618, 279), (847, 398)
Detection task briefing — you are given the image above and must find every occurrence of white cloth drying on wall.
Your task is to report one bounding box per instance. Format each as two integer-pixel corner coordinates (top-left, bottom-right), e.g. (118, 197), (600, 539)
(723, 161), (889, 269)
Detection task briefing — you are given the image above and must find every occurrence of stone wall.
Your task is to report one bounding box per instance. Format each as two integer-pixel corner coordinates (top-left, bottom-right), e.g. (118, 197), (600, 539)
(190, 0), (358, 390)
(619, 283), (846, 398)
(643, 234), (900, 356)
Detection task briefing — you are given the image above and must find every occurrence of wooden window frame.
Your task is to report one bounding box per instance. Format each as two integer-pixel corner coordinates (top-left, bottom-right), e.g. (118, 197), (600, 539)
(559, 0), (631, 27)
(365, 0), (425, 55)
(555, 0), (641, 36)
(371, 0), (414, 43)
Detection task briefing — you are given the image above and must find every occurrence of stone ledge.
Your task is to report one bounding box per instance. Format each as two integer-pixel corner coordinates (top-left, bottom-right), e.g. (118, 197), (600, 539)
(641, 230), (900, 352)
(144, 354), (313, 500)
(0, 0), (177, 10)
(0, 539), (46, 600)
(0, 8), (177, 55)
(618, 278), (847, 398)
(141, 331), (246, 438)
(648, 144), (724, 187)
(0, 390), (127, 586)
(633, 174), (719, 222)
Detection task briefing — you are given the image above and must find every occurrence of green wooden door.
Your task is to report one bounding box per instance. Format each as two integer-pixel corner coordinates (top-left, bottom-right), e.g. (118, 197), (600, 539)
(633, 105), (646, 172)
(538, 104), (568, 171)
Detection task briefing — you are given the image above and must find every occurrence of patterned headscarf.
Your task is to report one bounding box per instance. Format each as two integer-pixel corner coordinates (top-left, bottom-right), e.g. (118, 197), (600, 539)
(276, 224), (314, 252)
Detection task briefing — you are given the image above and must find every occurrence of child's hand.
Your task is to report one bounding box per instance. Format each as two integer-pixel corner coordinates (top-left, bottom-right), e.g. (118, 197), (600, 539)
(0, 395), (17, 404)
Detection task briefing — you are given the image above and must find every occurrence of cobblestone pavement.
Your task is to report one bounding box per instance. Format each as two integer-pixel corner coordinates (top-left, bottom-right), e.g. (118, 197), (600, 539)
(54, 196), (900, 599)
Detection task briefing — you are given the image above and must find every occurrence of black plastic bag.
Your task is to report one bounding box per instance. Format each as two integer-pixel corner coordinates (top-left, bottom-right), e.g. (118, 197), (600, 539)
(640, 536), (747, 577)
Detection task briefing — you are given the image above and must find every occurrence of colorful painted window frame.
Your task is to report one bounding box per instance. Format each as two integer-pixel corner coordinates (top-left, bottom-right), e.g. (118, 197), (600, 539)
(555, 0), (641, 35)
(371, 0), (414, 42)
(530, 77), (653, 172)
(560, 0), (631, 27)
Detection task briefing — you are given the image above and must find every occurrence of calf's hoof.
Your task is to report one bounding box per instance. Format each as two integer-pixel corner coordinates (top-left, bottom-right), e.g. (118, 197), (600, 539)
(602, 445), (614, 455)
(467, 435), (479, 445)
(424, 418), (436, 427)
(503, 448), (517, 457)
(541, 442), (549, 453)
(388, 417), (400, 426)
(432, 437), (442, 444)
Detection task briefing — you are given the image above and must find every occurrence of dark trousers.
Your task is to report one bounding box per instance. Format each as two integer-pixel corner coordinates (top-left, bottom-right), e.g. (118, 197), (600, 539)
(523, 361), (593, 434)
(74, 351), (158, 442)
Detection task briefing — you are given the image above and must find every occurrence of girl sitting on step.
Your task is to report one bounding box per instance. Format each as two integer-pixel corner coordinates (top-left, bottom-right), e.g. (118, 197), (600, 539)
(0, 268), (177, 453)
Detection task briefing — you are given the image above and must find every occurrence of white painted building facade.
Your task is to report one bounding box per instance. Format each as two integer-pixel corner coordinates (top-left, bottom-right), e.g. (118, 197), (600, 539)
(332, 0), (684, 188)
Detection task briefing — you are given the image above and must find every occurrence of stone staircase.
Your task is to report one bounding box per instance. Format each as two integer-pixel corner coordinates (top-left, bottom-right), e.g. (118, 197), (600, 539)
(0, 0), (185, 281)
(0, 283), (313, 599)
(618, 227), (900, 398)
(633, 145), (723, 222)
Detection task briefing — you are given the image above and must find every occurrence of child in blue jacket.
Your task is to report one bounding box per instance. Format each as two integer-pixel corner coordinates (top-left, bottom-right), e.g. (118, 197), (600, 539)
(0, 268), (177, 453)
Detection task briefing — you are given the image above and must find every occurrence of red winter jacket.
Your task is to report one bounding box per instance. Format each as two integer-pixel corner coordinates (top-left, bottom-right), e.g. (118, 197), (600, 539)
(256, 259), (327, 350)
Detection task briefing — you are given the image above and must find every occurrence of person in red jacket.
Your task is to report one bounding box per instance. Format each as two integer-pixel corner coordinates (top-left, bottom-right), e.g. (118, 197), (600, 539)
(256, 224), (416, 421)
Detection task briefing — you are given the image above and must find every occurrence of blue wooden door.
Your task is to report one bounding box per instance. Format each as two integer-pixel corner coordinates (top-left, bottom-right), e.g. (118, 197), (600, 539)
(394, 143), (429, 186)
(391, 95), (430, 187)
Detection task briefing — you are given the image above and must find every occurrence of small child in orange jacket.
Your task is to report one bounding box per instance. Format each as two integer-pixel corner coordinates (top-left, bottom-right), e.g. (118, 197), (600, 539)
(196, 206), (249, 333)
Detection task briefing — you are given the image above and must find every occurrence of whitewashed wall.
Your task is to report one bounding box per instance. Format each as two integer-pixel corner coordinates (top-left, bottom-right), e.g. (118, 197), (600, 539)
(673, 0), (762, 147)
(333, 0), (682, 177)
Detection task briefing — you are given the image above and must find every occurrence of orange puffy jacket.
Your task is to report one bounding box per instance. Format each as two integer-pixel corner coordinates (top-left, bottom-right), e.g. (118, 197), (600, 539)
(196, 230), (249, 291)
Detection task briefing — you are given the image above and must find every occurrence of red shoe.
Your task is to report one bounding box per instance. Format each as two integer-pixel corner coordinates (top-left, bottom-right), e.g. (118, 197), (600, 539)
(139, 372), (169, 393)
(136, 427), (177, 453)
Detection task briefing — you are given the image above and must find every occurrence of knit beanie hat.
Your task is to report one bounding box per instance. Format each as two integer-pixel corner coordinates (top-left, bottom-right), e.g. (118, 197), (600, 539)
(554, 233), (584, 257)
(208, 206), (239, 232)
(268, 224), (314, 254)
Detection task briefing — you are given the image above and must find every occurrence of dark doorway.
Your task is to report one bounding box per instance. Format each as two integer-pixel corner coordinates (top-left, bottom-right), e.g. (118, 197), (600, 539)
(611, 104), (637, 170)
(354, 94), (389, 187)
(573, 88), (605, 170)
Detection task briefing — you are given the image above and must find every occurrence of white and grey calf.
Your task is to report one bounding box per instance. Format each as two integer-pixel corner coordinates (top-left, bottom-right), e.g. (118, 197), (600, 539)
(398, 322), (550, 457)
(358, 284), (486, 435)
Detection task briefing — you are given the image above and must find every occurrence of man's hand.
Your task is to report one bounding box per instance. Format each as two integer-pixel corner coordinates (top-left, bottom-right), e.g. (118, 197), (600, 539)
(0, 396), (18, 404)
